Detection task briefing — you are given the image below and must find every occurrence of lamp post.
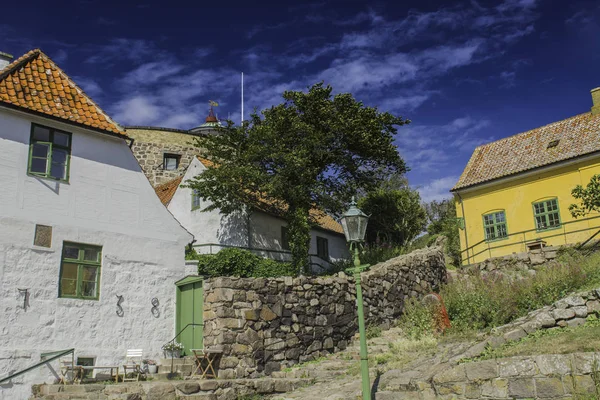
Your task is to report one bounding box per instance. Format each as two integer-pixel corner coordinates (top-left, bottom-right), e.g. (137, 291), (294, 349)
(340, 197), (371, 400)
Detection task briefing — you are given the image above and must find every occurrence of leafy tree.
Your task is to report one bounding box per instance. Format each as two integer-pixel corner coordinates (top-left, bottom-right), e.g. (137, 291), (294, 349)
(570, 174), (600, 217)
(425, 199), (461, 266)
(187, 83), (409, 272)
(358, 186), (427, 247)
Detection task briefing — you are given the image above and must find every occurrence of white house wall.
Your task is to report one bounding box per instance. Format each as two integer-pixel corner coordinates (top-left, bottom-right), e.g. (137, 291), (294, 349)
(0, 109), (193, 400)
(170, 158), (348, 270)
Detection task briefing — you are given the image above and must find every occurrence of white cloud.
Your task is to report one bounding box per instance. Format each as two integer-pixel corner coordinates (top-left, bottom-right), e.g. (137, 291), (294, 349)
(416, 176), (458, 203)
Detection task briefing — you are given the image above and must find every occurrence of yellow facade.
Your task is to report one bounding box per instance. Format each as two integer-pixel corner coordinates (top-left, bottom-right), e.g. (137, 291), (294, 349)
(455, 156), (600, 265)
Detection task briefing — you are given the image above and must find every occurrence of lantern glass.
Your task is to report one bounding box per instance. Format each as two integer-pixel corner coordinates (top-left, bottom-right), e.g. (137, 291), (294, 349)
(340, 199), (369, 243)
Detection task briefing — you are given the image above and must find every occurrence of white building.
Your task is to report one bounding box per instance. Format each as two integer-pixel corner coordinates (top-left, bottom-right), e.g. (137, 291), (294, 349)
(155, 157), (349, 272)
(0, 49), (193, 399)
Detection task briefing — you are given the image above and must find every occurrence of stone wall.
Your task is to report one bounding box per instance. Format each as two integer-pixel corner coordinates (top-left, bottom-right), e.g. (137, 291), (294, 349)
(202, 246), (446, 378)
(379, 352), (600, 399)
(126, 127), (202, 186)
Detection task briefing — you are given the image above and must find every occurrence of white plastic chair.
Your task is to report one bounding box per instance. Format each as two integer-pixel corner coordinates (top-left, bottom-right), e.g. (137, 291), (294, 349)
(122, 349), (143, 382)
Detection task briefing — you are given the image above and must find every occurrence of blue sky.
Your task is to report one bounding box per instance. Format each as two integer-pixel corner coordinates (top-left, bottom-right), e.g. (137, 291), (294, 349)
(1, 0), (599, 201)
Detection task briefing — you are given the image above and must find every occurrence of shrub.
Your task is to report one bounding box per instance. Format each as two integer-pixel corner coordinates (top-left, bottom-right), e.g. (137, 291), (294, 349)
(397, 298), (436, 339)
(365, 325), (382, 339)
(360, 243), (405, 265)
(188, 248), (296, 278)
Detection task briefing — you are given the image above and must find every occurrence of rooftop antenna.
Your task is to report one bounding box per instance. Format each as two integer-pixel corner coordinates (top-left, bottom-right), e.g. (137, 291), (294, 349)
(241, 72), (244, 125)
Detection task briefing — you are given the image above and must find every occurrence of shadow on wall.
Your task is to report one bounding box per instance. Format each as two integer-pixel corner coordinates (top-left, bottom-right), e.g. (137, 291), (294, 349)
(217, 210), (251, 248)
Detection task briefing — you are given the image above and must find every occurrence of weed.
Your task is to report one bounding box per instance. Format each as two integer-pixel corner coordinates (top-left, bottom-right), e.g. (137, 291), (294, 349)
(366, 325), (382, 339)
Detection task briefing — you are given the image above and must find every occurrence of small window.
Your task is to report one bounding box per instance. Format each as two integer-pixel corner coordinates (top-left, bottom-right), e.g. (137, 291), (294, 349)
(59, 242), (102, 300)
(76, 357), (95, 379)
(191, 189), (201, 210)
(483, 211), (508, 241)
(28, 124), (71, 181)
(281, 227), (290, 251)
(533, 198), (561, 231)
(34, 224), (52, 248)
(316, 236), (329, 259)
(163, 154), (180, 170)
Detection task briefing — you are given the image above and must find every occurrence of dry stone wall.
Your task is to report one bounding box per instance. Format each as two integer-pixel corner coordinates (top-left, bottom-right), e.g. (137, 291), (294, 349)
(202, 246), (446, 378)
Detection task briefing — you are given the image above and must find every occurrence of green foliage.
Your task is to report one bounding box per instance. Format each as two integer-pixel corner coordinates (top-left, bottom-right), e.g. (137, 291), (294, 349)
(570, 174), (600, 218)
(397, 298), (436, 339)
(186, 83), (409, 272)
(188, 248), (296, 278)
(365, 325), (382, 339)
(358, 186), (427, 247)
(425, 199), (461, 267)
(441, 250), (600, 331)
(359, 243), (405, 265)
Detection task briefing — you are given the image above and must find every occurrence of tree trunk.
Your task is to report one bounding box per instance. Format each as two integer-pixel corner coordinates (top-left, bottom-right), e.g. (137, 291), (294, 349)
(287, 206), (311, 274)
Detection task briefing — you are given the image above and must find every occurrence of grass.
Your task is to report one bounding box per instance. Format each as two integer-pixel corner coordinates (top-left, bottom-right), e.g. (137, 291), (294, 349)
(472, 318), (600, 361)
(282, 357), (327, 372)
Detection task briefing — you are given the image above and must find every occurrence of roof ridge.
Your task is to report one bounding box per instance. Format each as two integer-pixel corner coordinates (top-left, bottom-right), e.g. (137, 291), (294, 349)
(478, 111), (591, 149)
(0, 48), (40, 80)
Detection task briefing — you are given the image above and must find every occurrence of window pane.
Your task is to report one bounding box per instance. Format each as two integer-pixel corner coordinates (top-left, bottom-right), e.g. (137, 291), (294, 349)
(536, 216), (546, 229)
(84, 248), (100, 262)
(63, 246), (80, 259)
(33, 126), (50, 141)
(32, 143), (50, 158)
(486, 226), (495, 239)
(53, 148), (68, 164)
(50, 163), (67, 180)
(497, 224), (507, 238)
(495, 212), (505, 223)
(82, 266), (98, 281)
(534, 203), (544, 215)
(61, 279), (77, 296)
(547, 199), (558, 211)
(484, 215), (492, 225)
(53, 131), (70, 147)
(61, 263), (78, 279)
(548, 212), (560, 227)
(30, 158), (47, 174)
(164, 157), (177, 170)
(81, 281), (97, 298)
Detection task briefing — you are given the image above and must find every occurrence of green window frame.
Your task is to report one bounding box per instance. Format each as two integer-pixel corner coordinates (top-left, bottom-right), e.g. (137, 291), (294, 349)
(28, 123), (72, 182)
(191, 189), (201, 210)
(59, 242), (102, 300)
(316, 236), (329, 259)
(483, 211), (508, 241)
(533, 198), (561, 231)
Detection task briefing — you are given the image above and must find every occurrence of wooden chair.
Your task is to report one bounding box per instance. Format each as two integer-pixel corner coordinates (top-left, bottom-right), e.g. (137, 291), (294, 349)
(122, 349), (143, 382)
(58, 358), (83, 385)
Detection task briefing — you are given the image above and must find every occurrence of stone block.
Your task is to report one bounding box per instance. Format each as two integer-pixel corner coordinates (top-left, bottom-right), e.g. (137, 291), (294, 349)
(535, 354), (572, 375)
(572, 375), (596, 395)
(499, 357), (538, 377)
(572, 352), (596, 374)
(534, 312), (556, 328)
(487, 335), (506, 349)
(508, 377), (535, 398)
(147, 383), (176, 400)
(587, 300), (600, 314)
(465, 359), (498, 380)
(535, 377), (564, 398)
(435, 382), (465, 395)
(176, 382), (200, 395)
(243, 309), (259, 321)
(199, 380), (219, 390)
(480, 378), (508, 398)
(552, 308), (575, 320)
(567, 317), (587, 328)
(504, 327), (527, 342)
(520, 320), (541, 334)
(260, 306), (277, 321)
(572, 306), (589, 318)
(254, 379), (275, 393)
(433, 364), (466, 384)
(464, 382), (481, 398)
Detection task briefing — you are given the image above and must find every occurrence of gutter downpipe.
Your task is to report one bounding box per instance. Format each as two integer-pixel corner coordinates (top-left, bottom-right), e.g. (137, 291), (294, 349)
(456, 191), (470, 265)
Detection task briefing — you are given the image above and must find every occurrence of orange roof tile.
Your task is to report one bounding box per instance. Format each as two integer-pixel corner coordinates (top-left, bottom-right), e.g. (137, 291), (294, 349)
(196, 157), (343, 234)
(155, 176), (183, 206)
(0, 49), (124, 135)
(453, 112), (600, 191)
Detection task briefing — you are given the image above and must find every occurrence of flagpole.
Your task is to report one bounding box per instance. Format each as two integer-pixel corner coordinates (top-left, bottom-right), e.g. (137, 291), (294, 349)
(241, 72), (244, 125)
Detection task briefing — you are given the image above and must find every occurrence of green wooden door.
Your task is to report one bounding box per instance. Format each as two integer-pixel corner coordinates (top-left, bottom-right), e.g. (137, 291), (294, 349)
(175, 276), (204, 356)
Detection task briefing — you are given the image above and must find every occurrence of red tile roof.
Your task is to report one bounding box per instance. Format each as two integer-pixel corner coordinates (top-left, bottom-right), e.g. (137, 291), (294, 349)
(0, 49), (123, 135)
(154, 176), (183, 206)
(453, 112), (600, 191)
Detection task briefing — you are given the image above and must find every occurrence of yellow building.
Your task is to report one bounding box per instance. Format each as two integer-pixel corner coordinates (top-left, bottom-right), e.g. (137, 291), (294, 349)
(452, 88), (600, 265)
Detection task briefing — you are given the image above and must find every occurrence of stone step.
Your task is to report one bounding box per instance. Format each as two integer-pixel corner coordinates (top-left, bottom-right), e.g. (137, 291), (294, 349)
(158, 364), (194, 374)
(159, 357), (192, 366)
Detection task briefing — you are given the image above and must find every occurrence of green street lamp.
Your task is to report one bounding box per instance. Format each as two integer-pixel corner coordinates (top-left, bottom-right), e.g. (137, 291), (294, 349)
(340, 197), (371, 400)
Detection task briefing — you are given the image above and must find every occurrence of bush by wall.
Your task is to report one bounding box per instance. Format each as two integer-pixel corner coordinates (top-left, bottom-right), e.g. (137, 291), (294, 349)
(187, 248), (297, 278)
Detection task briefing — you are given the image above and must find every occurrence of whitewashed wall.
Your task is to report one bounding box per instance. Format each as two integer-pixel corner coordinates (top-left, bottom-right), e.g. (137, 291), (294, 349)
(0, 108), (193, 400)
(169, 158), (348, 271)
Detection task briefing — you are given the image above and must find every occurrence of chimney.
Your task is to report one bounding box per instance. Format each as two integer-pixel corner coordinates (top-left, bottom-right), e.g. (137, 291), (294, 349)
(0, 51), (13, 70)
(592, 87), (600, 115)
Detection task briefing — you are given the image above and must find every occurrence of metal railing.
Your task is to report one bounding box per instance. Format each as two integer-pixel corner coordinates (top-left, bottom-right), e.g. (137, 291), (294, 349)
(460, 214), (600, 266)
(0, 348), (74, 385)
(162, 323), (204, 376)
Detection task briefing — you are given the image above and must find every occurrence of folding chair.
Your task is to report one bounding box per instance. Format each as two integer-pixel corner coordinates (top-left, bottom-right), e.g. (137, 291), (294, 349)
(122, 349), (143, 382)
(58, 358), (83, 385)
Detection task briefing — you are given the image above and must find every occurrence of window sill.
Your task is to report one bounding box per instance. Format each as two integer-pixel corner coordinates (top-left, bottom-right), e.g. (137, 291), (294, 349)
(484, 236), (509, 243)
(535, 225), (562, 233)
(30, 245), (54, 253)
(59, 296), (99, 301)
(27, 173), (70, 185)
